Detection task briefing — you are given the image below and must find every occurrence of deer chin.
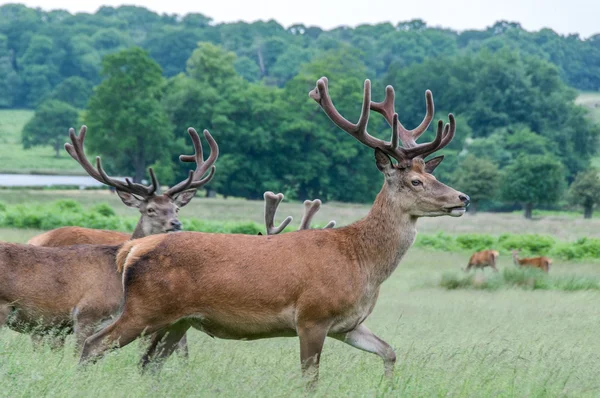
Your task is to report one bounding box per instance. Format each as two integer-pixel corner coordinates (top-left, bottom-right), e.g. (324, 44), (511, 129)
(446, 206), (466, 217)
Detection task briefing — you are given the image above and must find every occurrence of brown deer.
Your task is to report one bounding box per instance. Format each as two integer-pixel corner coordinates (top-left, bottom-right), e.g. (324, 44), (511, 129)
(0, 126), (218, 350)
(27, 125), (218, 247)
(511, 249), (551, 272)
(261, 191), (336, 235)
(464, 250), (499, 272)
(79, 77), (469, 386)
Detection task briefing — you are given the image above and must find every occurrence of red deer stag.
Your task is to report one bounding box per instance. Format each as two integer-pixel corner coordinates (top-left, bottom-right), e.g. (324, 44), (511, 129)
(512, 249), (551, 272)
(0, 126), (218, 350)
(464, 250), (499, 272)
(28, 125), (217, 247)
(79, 77), (469, 386)
(261, 191), (336, 235)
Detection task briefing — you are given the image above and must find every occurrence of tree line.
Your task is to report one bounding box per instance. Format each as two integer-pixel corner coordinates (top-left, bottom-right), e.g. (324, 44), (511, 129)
(6, 4), (600, 217)
(1, 4), (600, 109)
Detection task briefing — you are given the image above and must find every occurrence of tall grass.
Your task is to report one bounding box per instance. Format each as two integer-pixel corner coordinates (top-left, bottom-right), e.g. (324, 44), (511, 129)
(440, 267), (600, 291)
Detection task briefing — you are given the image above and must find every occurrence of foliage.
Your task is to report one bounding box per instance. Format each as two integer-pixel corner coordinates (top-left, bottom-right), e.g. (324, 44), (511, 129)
(501, 154), (567, 218)
(84, 47), (175, 182)
(21, 100), (79, 157)
(569, 168), (600, 218)
(452, 156), (500, 212)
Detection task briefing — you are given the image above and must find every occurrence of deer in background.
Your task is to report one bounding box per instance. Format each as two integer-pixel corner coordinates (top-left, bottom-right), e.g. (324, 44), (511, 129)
(79, 77), (469, 386)
(512, 249), (551, 272)
(28, 126), (217, 247)
(261, 191), (336, 235)
(464, 250), (499, 272)
(0, 126), (218, 350)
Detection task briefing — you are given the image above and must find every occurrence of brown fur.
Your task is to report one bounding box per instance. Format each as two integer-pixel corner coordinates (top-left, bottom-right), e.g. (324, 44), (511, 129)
(512, 250), (551, 272)
(464, 250), (499, 272)
(28, 227), (130, 247)
(0, 243), (123, 347)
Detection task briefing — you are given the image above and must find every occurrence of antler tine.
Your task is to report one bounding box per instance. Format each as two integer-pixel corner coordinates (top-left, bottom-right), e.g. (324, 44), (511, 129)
(263, 192), (293, 235)
(66, 125), (157, 197)
(311, 78), (448, 164)
(165, 128), (219, 197)
(419, 114), (456, 160)
(299, 199), (336, 230)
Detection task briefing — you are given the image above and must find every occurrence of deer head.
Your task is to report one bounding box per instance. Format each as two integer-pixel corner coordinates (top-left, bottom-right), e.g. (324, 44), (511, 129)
(310, 77), (469, 218)
(65, 126), (219, 238)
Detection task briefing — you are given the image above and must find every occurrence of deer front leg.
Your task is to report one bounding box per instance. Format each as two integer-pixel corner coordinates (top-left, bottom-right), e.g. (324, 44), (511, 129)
(297, 323), (329, 389)
(331, 324), (396, 378)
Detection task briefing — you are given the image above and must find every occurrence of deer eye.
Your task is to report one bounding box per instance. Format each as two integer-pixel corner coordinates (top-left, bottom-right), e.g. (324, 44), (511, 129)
(411, 180), (422, 186)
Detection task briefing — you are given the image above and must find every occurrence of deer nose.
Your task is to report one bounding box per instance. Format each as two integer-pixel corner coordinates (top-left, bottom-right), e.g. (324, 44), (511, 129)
(170, 220), (182, 230)
(459, 194), (470, 207)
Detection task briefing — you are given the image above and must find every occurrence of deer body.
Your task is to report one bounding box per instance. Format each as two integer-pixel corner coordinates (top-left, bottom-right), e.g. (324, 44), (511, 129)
(465, 250), (499, 272)
(3, 127), (218, 350)
(81, 78), (469, 385)
(512, 250), (551, 272)
(0, 243), (122, 346)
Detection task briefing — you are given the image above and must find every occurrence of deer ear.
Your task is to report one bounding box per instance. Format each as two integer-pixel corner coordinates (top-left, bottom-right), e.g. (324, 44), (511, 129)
(116, 190), (143, 208)
(172, 189), (197, 208)
(424, 155), (444, 173)
(374, 149), (393, 174)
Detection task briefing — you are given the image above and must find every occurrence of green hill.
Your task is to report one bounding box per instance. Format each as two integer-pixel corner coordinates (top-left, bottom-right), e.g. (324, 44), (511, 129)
(0, 110), (84, 175)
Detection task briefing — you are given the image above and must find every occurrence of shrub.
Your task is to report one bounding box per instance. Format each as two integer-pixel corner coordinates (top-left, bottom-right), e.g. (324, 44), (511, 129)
(91, 203), (116, 217)
(455, 234), (495, 251)
(498, 233), (555, 254)
(415, 232), (457, 251)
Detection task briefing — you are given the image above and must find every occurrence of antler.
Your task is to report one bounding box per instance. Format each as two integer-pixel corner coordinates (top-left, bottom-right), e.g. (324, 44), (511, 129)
(299, 199), (336, 230)
(263, 192), (293, 235)
(309, 77), (455, 164)
(65, 125), (158, 197)
(164, 128), (219, 197)
(263, 192), (336, 235)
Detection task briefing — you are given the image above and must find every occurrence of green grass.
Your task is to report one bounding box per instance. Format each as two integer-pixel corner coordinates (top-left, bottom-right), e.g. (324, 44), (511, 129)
(0, 109), (84, 174)
(2, 192), (600, 395)
(1, 249), (600, 396)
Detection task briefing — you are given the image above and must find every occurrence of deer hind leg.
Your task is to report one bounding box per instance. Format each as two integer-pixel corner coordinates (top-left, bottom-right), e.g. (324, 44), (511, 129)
(139, 320), (191, 372)
(331, 323), (396, 378)
(79, 309), (163, 365)
(73, 307), (104, 351)
(297, 322), (330, 390)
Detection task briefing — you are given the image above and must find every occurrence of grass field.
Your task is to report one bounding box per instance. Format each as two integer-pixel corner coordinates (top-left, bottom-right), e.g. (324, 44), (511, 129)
(0, 109), (84, 175)
(1, 248), (599, 396)
(1, 192), (600, 396)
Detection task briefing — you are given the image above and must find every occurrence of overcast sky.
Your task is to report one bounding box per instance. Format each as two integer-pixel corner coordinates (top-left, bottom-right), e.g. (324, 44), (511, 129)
(7, 0), (600, 38)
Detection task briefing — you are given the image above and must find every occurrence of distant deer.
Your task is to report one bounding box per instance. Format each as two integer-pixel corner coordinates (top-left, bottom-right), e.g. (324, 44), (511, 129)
(260, 191), (336, 235)
(28, 126), (217, 247)
(0, 126), (218, 350)
(511, 249), (551, 272)
(464, 250), (499, 272)
(79, 77), (469, 386)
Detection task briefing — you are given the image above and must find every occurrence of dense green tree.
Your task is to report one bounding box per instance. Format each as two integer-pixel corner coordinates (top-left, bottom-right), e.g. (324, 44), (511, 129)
(85, 47), (174, 182)
(569, 169), (600, 218)
(48, 76), (93, 108)
(452, 156), (500, 213)
(501, 155), (567, 219)
(22, 99), (79, 157)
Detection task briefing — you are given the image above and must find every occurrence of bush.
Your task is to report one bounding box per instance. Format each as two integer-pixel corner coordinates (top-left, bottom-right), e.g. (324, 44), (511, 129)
(455, 234), (495, 251)
(498, 234), (555, 254)
(415, 232), (457, 251)
(91, 203), (117, 217)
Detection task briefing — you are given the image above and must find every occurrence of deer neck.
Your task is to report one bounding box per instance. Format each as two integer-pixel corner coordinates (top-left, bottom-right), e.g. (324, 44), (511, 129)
(131, 218), (147, 240)
(350, 183), (418, 285)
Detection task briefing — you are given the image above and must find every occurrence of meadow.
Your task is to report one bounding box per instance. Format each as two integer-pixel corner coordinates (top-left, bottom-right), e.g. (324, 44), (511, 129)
(1, 190), (600, 396)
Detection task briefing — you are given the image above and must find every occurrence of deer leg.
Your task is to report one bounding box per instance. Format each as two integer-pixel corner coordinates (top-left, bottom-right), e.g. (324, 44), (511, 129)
(139, 320), (191, 372)
(297, 323), (329, 389)
(74, 309), (102, 350)
(175, 333), (189, 358)
(79, 310), (163, 365)
(331, 324), (396, 378)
